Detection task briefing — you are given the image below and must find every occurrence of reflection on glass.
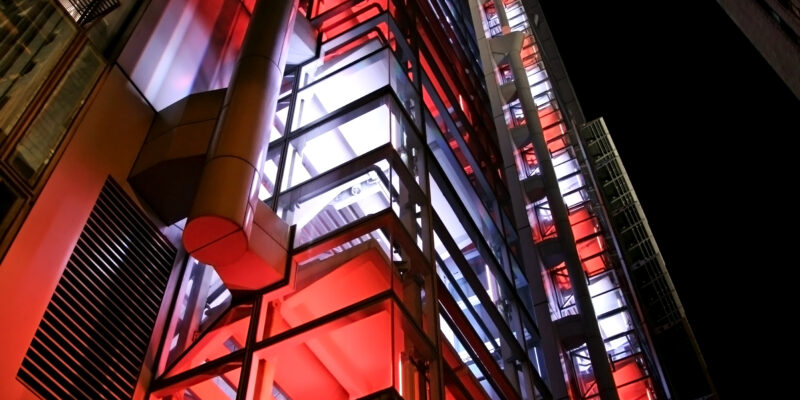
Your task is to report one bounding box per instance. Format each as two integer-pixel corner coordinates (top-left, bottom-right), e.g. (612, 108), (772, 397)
(282, 96), (421, 191)
(160, 259), (235, 375)
(437, 262), (504, 364)
(292, 47), (416, 131)
(439, 314), (501, 400)
(279, 162), (392, 246)
(293, 48), (391, 129)
(300, 21), (389, 89)
(271, 98), (290, 143)
(570, 346), (653, 399)
(278, 152), (425, 256)
(0, 0), (77, 140)
(11, 46), (104, 182)
(258, 148), (281, 201)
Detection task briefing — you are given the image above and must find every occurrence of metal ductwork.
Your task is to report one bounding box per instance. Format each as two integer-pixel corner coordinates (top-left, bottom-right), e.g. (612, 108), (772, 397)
(182, 0), (300, 291)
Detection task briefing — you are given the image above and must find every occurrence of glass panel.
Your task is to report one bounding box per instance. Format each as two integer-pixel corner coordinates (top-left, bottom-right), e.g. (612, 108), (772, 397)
(0, 177), (22, 232)
(153, 366), (242, 399)
(271, 98), (289, 143)
(574, 350), (654, 399)
(278, 160), (393, 246)
(605, 333), (641, 363)
(597, 310), (631, 340)
(292, 48), (393, 130)
(591, 289), (625, 317)
(283, 100), (393, 190)
(282, 96), (422, 191)
(439, 315), (501, 400)
(437, 262), (504, 366)
(431, 211), (532, 364)
(272, 237), (397, 337)
(160, 259), (240, 376)
(0, 0), (77, 140)
(509, 256), (535, 315)
(313, 0), (392, 40)
(389, 48), (419, 125)
(283, 207), (434, 340)
(251, 297), (433, 400)
(300, 20), (390, 89)
(569, 345), (597, 398)
(11, 45), (104, 182)
(427, 118), (504, 264)
(611, 354), (655, 400)
(258, 147), (281, 201)
(279, 154), (424, 250)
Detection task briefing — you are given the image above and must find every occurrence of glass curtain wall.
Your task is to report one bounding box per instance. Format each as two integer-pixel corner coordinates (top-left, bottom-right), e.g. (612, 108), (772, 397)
(150, 0), (553, 399)
(0, 0), (141, 255)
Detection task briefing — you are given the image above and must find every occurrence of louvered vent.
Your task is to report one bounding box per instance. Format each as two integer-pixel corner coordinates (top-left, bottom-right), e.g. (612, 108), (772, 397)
(57, 0), (120, 26)
(17, 178), (176, 399)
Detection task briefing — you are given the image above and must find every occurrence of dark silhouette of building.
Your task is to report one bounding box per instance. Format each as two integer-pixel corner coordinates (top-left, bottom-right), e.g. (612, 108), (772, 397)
(718, 0), (800, 99)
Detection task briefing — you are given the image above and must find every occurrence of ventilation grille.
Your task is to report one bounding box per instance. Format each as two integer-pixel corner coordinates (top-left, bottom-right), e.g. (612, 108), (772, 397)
(57, 0), (120, 26)
(17, 178), (176, 399)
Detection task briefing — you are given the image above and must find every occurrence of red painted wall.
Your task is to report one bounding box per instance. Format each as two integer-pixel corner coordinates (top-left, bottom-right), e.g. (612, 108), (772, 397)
(0, 67), (160, 399)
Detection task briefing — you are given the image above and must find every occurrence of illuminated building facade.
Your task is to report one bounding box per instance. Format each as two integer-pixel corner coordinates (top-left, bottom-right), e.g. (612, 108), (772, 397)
(0, 0), (713, 399)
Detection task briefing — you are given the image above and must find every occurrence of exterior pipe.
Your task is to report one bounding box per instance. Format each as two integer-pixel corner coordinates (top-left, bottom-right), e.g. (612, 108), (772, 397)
(183, 0), (298, 290)
(490, 1), (620, 399)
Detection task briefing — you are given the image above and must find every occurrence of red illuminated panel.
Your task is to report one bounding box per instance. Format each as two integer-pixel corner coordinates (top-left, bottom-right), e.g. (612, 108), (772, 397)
(422, 85), (439, 120)
(314, 0), (385, 17)
(165, 309), (250, 378)
(420, 54), (454, 113)
(547, 135), (567, 153)
(580, 355), (653, 400)
(613, 356), (654, 400)
(324, 23), (390, 63)
(582, 254), (607, 277)
(445, 387), (459, 400)
(289, 312), (394, 397)
(281, 246), (396, 331)
(316, 0), (389, 40)
(256, 298), (408, 400)
(271, 339), (351, 399)
(543, 123), (566, 142)
(521, 144), (537, 169)
(441, 336), (492, 400)
(551, 263), (570, 290)
(576, 236), (608, 275)
(520, 35), (544, 67)
(520, 37), (537, 66)
(570, 210), (597, 242)
(161, 369), (243, 399)
(538, 107), (563, 128)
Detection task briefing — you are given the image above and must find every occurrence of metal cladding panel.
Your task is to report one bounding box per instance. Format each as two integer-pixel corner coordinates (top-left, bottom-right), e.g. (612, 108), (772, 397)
(17, 178), (175, 399)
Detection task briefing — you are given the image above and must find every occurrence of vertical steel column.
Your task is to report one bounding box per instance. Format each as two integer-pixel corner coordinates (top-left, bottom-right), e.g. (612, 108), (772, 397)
(466, 0), (568, 397)
(490, 1), (619, 399)
(183, 0), (298, 287)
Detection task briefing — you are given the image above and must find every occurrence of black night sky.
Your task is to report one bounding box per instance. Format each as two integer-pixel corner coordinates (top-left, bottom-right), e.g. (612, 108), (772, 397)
(537, 1), (799, 398)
